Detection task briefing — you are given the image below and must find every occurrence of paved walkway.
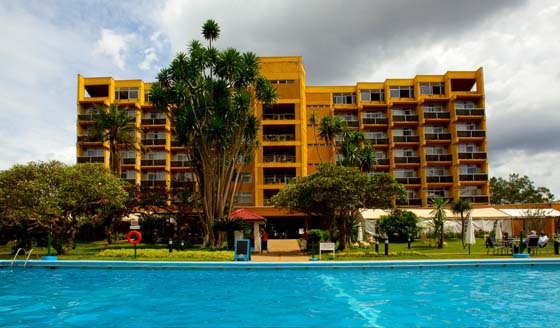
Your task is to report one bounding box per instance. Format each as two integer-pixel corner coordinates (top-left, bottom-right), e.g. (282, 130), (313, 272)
(251, 239), (311, 262)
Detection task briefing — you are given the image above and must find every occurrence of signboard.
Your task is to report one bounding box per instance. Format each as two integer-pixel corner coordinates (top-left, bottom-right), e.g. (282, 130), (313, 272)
(130, 219), (140, 230)
(234, 239), (251, 261)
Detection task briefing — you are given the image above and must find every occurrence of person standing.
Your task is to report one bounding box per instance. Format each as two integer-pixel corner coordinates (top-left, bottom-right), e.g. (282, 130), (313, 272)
(261, 229), (268, 253)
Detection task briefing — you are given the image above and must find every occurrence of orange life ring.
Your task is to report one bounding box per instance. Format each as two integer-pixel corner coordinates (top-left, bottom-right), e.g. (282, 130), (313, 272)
(127, 231), (142, 245)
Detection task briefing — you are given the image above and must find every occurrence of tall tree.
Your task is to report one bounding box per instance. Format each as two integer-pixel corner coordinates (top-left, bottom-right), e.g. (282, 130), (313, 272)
(88, 102), (139, 177)
(150, 20), (277, 248)
(338, 128), (376, 172)
(429, 196), (449, 249)
(318, 116), (344, 163)
(490, 173), (555, 204)
(272, 163), (405, 250)
(452, 198), (472, 249)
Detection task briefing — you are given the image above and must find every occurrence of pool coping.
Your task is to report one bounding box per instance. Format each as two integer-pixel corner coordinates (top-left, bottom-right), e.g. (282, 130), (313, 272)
(3, 258), (560, 269)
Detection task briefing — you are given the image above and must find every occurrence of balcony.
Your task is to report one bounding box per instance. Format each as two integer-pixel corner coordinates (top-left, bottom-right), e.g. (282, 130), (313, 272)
(367, 138), (389, 145)
(141, 118), (167, 125)
(142, 138), (166, 146)
(424, 133), (451, 141)
(340, 119), (359, 128)
(393, 135), (419, 143)
(376, 158), (390, 166)
(397, 198), (422, 206)
(77, 156), (104, 163)
(458, 152), (487, 160)
(141, 159), (166, 166)
(392, 115), (418, 122)
(263, 134), (296, 142)
(424, 112), (450, 119)
(121, 158), (136, 165)
(141, 180), (167, 187)
(396, 177), (421, 185)
(264, 176), (295, 184)
(263, 154), (296, 163)
(459, 173), (488, 181)
(457, 130), (485, 138)
(425, 154), (452, 162)
(394, 156), (420, 164)
(171, 160), (192, 167)
(456, 108), (484, 116)
(461, 195), (489, 204)
(262, 113), (295, 120)
(78, 114), (98, 121)
(428, 196), (453, 203)
(426, 175), (453, 183)
(362, 117), (388, 125)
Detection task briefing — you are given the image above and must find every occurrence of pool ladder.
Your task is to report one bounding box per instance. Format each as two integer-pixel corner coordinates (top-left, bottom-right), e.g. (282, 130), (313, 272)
(10, 248), (34, 270)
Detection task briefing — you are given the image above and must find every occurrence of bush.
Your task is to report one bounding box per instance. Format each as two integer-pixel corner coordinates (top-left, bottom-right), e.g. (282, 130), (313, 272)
(377, 210), (420, 242)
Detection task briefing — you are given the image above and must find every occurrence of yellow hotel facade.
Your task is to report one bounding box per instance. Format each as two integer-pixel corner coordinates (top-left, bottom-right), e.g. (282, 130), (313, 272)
(77, 56), (489, 217)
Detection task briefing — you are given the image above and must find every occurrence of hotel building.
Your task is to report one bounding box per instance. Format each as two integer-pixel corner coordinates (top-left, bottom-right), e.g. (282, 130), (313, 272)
(77, 56), (489, 232)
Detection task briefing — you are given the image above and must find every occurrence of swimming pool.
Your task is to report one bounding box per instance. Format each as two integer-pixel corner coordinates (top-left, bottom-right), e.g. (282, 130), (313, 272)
(2, 260), (559, 327)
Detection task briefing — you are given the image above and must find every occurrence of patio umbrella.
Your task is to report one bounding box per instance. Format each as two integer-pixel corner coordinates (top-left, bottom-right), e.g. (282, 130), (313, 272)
(465, 211), (476, 255)
(495, 220), (503, 241)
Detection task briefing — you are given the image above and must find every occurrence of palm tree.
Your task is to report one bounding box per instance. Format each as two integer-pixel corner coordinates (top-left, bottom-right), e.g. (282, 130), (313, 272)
(429, 196), (449, 248)
(202, 19), (220, 47)
(318, 116), (344, 163)
(88, 103), (138, 177)
(452, 198), (472, 249)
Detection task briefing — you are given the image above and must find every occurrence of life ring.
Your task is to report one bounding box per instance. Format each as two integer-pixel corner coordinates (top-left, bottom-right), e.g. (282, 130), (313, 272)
(127, 231), (142, 245)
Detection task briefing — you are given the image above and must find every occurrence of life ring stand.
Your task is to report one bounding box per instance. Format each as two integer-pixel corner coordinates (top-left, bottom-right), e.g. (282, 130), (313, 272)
(127, 231), (142, 245)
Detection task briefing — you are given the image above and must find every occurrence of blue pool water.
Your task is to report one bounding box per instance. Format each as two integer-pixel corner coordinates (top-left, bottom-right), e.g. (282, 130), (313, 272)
(1, 262), (559, 327)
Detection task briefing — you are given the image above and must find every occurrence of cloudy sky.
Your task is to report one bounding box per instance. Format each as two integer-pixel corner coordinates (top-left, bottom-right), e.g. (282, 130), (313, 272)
(1, 0), (559, 197)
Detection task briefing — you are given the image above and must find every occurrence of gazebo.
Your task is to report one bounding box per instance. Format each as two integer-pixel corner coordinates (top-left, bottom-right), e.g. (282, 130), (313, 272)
(229, 208), (267, 252)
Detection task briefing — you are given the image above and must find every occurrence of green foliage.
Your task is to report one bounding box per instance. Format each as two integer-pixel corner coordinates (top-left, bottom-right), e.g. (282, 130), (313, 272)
(150, 20), (277, 248)
(213, 217), (249, 250)
(308, 229), (329, 243)
(429, 196), (449, 249)
(96, 248), (233, 261)
(377, 210), (420, 242)
(452, 198), (472, 249)
(490, 173), (555, 204)
(0, 161), (127, 254)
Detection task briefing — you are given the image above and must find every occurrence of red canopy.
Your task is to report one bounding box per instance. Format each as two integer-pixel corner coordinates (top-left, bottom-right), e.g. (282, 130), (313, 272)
(229, 208), (266, 222)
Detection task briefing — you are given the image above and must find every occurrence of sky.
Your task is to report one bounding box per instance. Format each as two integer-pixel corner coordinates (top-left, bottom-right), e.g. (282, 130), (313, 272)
(0, 0), (559, 197)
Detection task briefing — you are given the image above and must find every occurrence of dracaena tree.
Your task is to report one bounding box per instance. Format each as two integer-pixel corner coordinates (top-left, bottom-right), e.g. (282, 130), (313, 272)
(150, 20), (277, 248)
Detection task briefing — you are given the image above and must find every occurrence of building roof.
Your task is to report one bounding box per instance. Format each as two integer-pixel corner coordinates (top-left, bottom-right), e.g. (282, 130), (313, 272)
(359, 207), (511, 220)
(229, 208), (266, 222)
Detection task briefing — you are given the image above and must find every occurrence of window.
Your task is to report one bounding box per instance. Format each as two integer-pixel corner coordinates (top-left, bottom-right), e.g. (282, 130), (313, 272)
(121, 170), (136, 180)
(393, 128), (416, 136)
(364, 131), (386, 139)
(394, 169), (417, 178)
(145, 131), (166, 139)
(459, 165), (481, 174)
(172, 153), (190, 161)
(239, 173), (252, 184)
(375, 151), (387, 159)
(144, 112), (165, 119)
(407, 189), (419, 199)
(425, 146), (448, 155)
(120, 150), (136, 159)
(393, 107), (416, 116)
(458, 143), (480, 153)
(394, 148), (417, 157)
(144, 90), (151, 102)
(174, 172), (194, 182)
(269, 80), (295, 84)
(236, 192), (253, 203)
(424, 104), (445, 112)
(144, 171), (166, 181)
(427, 188), (450, 198)
(85, 148), (104, 157)
(425, 125), (447, 134)
(420, 82), (444, 95)
(460, 186), (481, 196)
(115, 87), (139, 100)
(145, 151), (166, 160)
(458, 122), (480, 131)
(389, 86), (414, 98)
(360, 89), (384, 101)
(363, 111), (386, 118)
(456, 101), (476, 109)
(333, 93), (356, 104)
(427, 167), (449, 176)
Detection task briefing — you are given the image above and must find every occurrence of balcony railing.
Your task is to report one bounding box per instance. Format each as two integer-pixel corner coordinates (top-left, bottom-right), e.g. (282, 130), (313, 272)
(262, 134), (296, 142)
(458, 152), (487, 160)
(141, 159), (166, 166)
(171, 160), (192, 167)
(77, 135), (93, 142)
(457, 130), (485, 138)
(376, 158), (390, 166)
(394, 156), (420, 164)
(77, 156), (104, 163)
(424, 133), (451, 141)
(367, 138), (389, 145)
(263, 154), (296, 163)
(425, 154), (452, 162)
(264, 176), (296, 184)
(461, 195), (489, 203)
(262, 113), (295, 120)
(392, 115), (418, 122)
(459, 173), (488, 181)
(456, 108), (484, 116)
(121, 158), (136, 165)
(397, 198), (422, 206)
(426, 175), (453, 183)
(362, 117), (388, 124)
(393, 135), (419, 143)
(424, 112), (450, 119)
(142, 139), (166, 146)
(141, 118), (167, 125)
(396, 177), (421, 185)
(78, 114), (98, 121)
(341, 119), (359, 127)
(141, 180), (167, 187)
(428, 196), (452, 203)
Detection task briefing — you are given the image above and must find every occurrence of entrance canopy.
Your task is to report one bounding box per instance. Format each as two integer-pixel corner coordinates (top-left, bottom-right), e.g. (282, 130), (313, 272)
(498, 208), (560, 218)
(359, 207), (510, 220)
(229, 208), (266, 223)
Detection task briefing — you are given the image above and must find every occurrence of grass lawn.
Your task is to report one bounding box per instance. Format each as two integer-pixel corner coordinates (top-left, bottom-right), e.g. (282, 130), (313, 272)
(1, 237), (556, 261)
